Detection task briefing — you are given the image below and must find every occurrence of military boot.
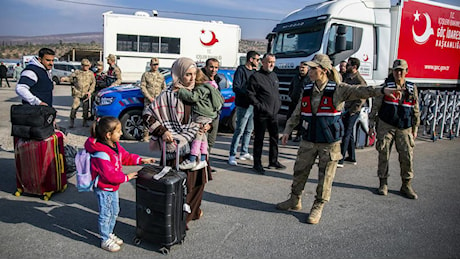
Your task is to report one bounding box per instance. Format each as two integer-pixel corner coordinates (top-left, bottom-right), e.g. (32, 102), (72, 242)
(276, 193), (302, 211)
(378, 178), (388, 196)
(82, 119), (89, 127)
(69, 118), (75, 128)
(400, 179), (418, 199)
(307, 200), (325, 224)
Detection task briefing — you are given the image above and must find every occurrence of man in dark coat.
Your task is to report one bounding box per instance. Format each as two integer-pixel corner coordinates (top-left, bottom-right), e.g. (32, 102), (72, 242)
(247, 53), (286, 174)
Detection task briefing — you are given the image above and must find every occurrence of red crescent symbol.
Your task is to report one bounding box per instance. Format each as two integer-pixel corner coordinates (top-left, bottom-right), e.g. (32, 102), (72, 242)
(200, 30), (219, 46)
(363, 54), (369, 61)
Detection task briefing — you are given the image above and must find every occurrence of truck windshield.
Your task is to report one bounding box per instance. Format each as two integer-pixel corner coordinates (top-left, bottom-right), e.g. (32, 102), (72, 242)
(272, 25), (325, 58)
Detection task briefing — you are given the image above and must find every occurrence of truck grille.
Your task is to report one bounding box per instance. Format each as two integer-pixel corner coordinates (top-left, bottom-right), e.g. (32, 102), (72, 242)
(274, 67), (298, 114)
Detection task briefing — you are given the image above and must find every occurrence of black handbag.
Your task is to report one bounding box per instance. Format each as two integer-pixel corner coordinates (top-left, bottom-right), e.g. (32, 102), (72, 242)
(10, 104), (57, 140)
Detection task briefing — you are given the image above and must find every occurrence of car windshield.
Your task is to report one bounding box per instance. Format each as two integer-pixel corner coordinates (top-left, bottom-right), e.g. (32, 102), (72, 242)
(272, 24), (324, 58)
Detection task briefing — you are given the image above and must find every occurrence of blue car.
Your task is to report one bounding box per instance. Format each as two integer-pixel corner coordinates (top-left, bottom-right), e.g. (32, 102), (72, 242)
(94, 69), (236, 140)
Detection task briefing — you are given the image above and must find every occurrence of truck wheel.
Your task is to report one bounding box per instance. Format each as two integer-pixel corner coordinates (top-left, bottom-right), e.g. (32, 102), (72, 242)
(120, 110), (144, 140)
(52, 76), (59, 85)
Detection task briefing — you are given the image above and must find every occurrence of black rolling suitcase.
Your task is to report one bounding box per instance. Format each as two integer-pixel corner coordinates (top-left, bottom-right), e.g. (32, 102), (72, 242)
(134, 141), (188, 254)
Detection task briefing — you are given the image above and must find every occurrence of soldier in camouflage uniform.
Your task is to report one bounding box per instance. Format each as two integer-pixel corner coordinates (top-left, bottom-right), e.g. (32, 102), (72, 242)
(140, 57), (166, 142)
(106, 54), (122, 87)
(276, 54), (399, 225)
(69, 58), (96, 128)
(94, 61), (106, 92)
(369, 59), (420, 199)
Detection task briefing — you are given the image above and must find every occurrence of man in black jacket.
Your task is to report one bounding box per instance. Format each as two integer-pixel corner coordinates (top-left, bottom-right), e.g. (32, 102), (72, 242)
(247, 53), (286, 174)
(287, 61), (310, 142)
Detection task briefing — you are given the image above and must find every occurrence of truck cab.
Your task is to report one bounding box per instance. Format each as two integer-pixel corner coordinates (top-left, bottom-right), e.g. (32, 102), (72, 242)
(267, 0), (392, 113)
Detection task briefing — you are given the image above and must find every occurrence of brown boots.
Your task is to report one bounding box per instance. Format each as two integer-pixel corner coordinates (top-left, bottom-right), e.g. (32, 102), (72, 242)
(307, 200), (325, 225)
(400, 179), (418, 199)
(276, 194), (325, 225)
(276, 193), (302, 211)
(378, 178), (418, 199)
(378, 178), (388, 196)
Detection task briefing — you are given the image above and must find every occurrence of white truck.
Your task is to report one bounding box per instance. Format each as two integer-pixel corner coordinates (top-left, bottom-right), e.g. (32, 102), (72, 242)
(266, 0), (460, 113)
(22, 55), (36, 68)
(103, 11), (241, 83)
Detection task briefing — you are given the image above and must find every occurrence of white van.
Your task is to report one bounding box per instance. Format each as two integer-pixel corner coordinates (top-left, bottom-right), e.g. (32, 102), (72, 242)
(51, 61), (81, 85)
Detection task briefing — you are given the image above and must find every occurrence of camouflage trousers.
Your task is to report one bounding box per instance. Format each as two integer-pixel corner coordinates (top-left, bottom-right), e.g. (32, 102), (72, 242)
(375, 120), (415, 180)
(290, 140), (342, 202)
(70, 96), (90, 119)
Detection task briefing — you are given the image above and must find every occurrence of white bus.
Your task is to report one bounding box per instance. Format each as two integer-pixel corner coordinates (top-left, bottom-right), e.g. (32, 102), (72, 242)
(103, 11), (241, 83)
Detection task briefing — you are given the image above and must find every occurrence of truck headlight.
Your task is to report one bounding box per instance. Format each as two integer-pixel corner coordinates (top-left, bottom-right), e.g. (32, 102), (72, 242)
(99, 96), (115, 105)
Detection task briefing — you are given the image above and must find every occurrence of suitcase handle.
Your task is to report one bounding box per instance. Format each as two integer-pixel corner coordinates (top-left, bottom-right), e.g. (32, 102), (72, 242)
(162, 139), (180, 171)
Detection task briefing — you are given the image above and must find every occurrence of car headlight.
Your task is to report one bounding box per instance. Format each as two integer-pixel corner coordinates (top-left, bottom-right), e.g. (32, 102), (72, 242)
(99, 96), (115, 105)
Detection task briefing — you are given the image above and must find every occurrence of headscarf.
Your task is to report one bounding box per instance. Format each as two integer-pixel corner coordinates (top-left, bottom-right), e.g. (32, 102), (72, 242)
(171, 57), (197, 91)
(144, 57), (200, 157)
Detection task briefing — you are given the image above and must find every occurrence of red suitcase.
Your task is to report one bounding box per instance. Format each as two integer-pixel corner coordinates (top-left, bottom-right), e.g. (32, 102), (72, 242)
(14, 131), (67, 200)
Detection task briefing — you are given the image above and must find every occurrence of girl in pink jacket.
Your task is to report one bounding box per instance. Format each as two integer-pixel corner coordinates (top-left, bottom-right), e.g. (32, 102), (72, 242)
(84, 116), (155, 252)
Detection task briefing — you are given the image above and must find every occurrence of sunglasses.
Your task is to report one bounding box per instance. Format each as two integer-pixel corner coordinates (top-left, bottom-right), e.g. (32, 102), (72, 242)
(151, 63), (159, 66)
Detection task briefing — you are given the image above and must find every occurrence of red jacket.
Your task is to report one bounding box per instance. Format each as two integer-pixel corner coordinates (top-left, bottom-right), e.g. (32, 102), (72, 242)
(84, 137), (142, 191)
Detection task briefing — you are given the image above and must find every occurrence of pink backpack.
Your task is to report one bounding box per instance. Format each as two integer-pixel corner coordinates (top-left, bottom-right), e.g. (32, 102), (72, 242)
(75, 149), (109, 192)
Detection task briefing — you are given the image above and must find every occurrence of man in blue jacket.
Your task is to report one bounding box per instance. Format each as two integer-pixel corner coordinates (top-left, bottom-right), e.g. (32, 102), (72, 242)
(16, 48), (55, 107)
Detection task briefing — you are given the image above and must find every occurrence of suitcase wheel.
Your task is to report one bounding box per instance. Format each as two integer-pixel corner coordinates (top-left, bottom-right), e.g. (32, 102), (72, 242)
(159, 247), (170, 255)
(42, 191), (54, 201)
(133, 237), (141, 246)
(14, 188), (23, 197)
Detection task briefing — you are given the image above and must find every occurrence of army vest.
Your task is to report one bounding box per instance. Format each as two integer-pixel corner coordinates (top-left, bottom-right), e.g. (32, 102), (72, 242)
(378, 81), (416, 129)
(300, 81), (344, 143)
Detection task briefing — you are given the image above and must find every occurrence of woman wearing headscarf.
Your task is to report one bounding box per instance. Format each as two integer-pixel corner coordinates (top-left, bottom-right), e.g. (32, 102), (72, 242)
(143, 57), (212, 224)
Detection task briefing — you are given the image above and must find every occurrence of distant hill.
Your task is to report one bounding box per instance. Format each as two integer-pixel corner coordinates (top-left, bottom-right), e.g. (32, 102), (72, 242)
(0, 32), (103, 45)
(0, 32), (267, 59)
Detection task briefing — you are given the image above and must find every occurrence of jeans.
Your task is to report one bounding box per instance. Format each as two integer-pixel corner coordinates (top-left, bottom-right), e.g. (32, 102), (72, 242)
(95, 188), (119, 242)
(340, 112), (359, 162)
(229, 105), (254, 157)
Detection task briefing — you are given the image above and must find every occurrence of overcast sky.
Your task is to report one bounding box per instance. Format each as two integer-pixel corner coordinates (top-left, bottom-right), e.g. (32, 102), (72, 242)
(1, 0), (458, 40)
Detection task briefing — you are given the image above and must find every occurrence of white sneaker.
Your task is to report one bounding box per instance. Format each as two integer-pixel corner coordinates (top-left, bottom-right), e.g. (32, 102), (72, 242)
(337, 163), (344, 168)
(109, 233), (123, 245)
(228, 156), (238, 166)
(239, 153), (254, 161)
(191, 160), (208, 171)
(101, 239), (121, 252)
(179, 159), (197, 170)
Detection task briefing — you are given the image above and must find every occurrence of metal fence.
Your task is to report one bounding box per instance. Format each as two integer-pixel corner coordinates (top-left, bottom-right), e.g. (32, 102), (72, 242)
(419, 90), (460, 141)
